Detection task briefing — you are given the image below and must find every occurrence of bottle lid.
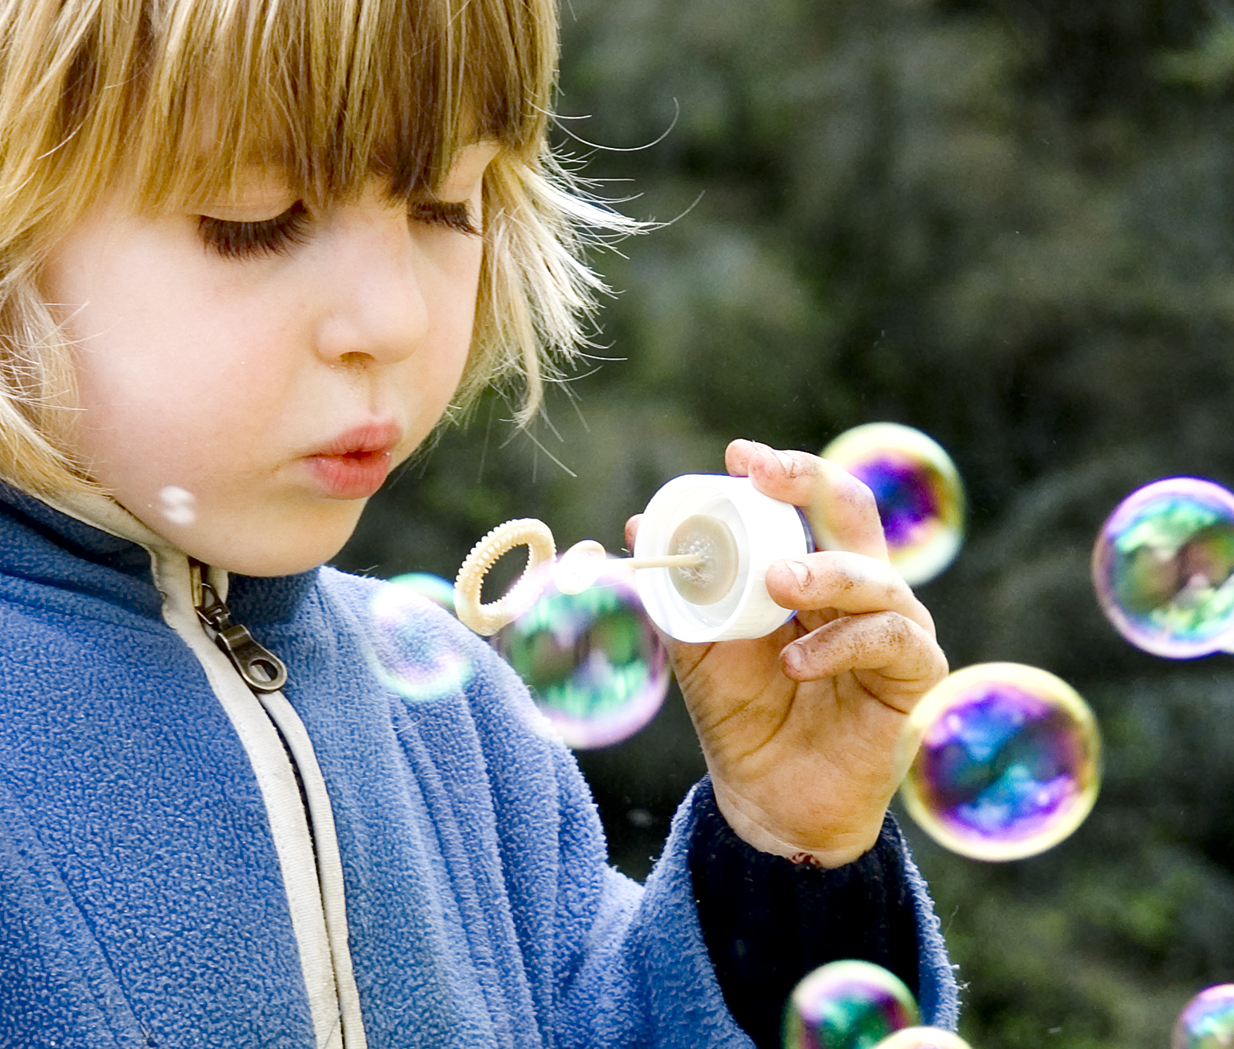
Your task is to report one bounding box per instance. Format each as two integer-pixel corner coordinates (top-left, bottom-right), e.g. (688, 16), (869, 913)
(633, 474), (812, 642)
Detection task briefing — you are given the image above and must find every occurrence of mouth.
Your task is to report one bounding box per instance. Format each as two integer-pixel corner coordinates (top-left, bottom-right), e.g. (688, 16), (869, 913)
(305, 422), (403, 500)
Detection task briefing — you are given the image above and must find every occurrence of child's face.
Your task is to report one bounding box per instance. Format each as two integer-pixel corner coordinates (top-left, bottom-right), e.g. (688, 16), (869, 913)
(44, 143), (498, 576)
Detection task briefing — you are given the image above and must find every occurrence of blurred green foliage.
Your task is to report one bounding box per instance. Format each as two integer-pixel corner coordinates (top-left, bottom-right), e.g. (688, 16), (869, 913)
(338, 0), (1234, 1045)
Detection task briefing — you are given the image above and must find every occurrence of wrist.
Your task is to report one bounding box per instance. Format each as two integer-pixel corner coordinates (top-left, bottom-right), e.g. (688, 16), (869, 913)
(710, 779), (886, 869)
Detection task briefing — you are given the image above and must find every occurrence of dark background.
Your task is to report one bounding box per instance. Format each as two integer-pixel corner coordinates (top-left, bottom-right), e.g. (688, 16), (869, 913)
(338, 2), (1234, 1045)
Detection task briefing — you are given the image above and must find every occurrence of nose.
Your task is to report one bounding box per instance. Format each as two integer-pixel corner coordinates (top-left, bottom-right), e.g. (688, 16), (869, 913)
(312, 198), (427, 367)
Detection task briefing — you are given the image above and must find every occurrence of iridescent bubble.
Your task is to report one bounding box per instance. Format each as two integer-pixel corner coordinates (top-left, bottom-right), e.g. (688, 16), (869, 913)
(822, 423), (965, 586)
(387, 572), (456, 613)
(782, 960), (920, 1049)
(1092, 478), (1234, 658)
(875, 1028), (973, 1049)
(365, 578), (475, 700)
(898, 663), (1100, 862)
(495, 560), (669, 749)
(1174, 984), (1234, 1049)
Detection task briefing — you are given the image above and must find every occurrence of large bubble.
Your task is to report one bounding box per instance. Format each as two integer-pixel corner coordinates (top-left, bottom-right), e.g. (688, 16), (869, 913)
(1174, 984), (1234, 1049)
(366, 577), (476, 700)
(875, 1028), (973, 1049)
(495, 559), (669, 749)
(782, 960), (920, 1049)
(822, 423), (965, 586)
(1092, 478), (1234, 658)
(898, 663), (1101, 862)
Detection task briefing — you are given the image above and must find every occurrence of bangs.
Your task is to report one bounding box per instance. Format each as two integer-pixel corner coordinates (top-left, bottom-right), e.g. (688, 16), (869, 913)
(10, 0), (557, 218)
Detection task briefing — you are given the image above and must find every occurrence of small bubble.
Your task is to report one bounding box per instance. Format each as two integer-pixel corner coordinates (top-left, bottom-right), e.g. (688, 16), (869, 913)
(555, 540), (608, 596)
(157, 485), (197, 526)
(822, 423), (965, 585)
(1174, 983), (1234, 1049)
(782, 960), (920, 1049)
(875, 1028), (973, 1049)
(365, 579), (474, 700)
(1093, 478), (1234, 658)
(495, 560), (669, 749)
(898, 663), (1101, 862)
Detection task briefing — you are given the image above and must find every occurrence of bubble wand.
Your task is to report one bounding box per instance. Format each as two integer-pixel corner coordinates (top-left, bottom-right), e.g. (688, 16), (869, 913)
(454, 475), (814, 642)
(453, 518), (704, 636)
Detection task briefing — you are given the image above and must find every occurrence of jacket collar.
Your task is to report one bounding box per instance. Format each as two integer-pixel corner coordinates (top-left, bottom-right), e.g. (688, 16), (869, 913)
(0, 483), (318, 628)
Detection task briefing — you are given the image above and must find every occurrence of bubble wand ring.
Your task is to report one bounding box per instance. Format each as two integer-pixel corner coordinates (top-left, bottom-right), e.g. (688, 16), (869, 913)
(454, 518), (556, 636)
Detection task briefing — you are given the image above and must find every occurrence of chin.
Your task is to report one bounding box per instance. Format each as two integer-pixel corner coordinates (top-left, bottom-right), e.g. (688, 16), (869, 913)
(224, 533), (355, 577)
(182, 526), (357, 578)
(146, 496), (365, 577)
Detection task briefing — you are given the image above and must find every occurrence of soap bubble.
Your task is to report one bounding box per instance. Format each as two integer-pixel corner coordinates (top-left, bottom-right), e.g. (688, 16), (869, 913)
(875, 1028), (973, 1049)
(1092, 478), (1234, 658)
(898, 663), (1100, 862)
(365, 578), (475, 700)
(822, 423), (965, 586)
(495, 560), (669, 749)
(1174, 984), (1234, 1049)
(387, 572), (456, 613)
(782, 960), (920, 1049)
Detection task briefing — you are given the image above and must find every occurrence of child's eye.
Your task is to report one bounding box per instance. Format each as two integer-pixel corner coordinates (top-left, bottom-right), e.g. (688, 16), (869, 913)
(408, 201), (480, 236)
(197, 202), (311, 260)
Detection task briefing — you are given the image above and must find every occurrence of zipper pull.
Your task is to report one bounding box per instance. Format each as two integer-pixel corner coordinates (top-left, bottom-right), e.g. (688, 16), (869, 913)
(195, 578), (289, 694)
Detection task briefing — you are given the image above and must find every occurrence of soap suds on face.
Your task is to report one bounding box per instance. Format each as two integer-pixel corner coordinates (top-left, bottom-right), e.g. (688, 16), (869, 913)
(157, 485), (197, 526)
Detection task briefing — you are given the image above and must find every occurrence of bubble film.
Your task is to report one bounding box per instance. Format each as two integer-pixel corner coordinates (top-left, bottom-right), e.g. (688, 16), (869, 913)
(1092, 478), (1234, 658)
(822, 423), (965, 586)
(898, 663), (1100, 862)
(782, 960), (920, 1049)
(495, 561), (669, 749)
(1174, 984), (1234, 1049)
(875, 1028), (973, 1049)
(365, 578), (475, 700)
(387, 572), (456, 613)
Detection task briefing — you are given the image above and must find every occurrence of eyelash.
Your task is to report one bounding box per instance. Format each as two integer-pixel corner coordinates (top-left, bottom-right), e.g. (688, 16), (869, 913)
(408, 201), (481, 237)
(198, 200), (480, 260)
(198, 202), (310, 260)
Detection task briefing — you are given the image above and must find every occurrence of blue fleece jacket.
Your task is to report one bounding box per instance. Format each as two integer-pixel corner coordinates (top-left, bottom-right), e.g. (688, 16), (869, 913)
(0, 485), (957, 1048)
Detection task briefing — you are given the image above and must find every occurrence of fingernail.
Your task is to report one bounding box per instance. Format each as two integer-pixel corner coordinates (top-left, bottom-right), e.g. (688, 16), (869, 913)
(774, 449), (795, 474)
(782, 644), (804, 675)
(782, 560), (810, 587)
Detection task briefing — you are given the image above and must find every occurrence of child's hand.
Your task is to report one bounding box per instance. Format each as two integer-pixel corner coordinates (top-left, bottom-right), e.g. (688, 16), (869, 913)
(625, 439), (948, 868)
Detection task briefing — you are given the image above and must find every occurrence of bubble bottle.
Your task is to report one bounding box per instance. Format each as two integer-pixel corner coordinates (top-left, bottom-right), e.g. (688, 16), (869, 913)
(632, 474), (814, 642)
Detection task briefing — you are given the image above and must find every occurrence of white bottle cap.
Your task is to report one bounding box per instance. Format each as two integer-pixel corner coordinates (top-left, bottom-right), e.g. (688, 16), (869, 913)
(633, 474), (812, 642)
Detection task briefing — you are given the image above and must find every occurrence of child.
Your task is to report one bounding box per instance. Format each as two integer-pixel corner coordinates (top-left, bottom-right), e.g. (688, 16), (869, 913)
(0, 0), (957, 1046)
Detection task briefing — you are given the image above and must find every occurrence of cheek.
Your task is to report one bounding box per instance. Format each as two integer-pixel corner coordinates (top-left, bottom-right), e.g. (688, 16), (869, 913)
(428, 239), (486, 371)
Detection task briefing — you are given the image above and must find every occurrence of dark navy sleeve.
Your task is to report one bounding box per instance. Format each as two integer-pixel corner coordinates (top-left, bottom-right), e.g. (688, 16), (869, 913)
(688, 780), (920, 1049)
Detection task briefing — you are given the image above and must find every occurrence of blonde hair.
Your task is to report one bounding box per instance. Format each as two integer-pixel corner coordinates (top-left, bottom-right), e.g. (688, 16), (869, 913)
(0, 0), (622, 496)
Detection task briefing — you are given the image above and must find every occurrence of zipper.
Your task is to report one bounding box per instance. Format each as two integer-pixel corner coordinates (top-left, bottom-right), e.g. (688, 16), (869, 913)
(191, 561), (289, 694)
